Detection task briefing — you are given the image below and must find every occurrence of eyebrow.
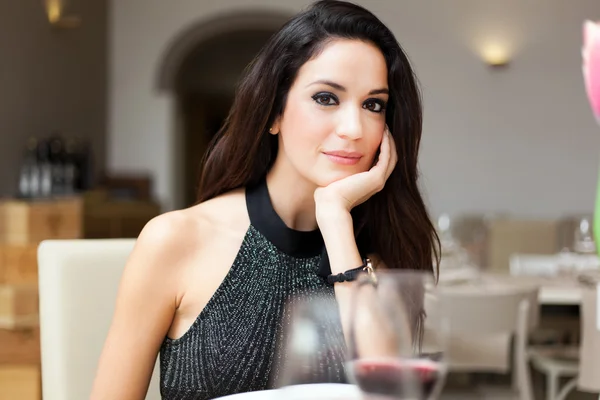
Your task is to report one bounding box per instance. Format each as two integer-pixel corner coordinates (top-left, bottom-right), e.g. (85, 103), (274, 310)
(307, 79), (389, 96)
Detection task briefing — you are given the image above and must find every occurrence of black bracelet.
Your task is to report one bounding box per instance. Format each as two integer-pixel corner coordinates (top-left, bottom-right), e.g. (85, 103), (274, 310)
(327, 258), (374, 284)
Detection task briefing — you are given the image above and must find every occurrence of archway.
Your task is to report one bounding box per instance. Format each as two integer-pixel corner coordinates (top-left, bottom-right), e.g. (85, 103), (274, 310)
(155, 10), (290, 208)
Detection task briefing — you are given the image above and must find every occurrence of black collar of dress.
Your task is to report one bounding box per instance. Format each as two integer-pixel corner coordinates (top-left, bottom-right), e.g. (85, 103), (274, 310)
(246, 177), (324, 259)
(246, 177), (370, 280)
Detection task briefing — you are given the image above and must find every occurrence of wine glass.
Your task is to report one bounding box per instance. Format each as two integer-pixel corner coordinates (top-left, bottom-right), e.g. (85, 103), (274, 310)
(346, 270), (448, 400)
(437, 214), (457, 256)
(557, 246), (577, 277)
(574, 217), (596, 254)
(272, 291), (358, 399)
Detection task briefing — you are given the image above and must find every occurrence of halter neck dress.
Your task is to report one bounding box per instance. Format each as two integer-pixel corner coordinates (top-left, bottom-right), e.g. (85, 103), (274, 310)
(159, 178), (348, 399)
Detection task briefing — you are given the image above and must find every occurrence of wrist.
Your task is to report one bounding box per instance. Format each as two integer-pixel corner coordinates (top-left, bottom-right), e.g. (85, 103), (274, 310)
(318, 217), (362, 275)
(316, 212), (353, 243)
(327, 259), (373, 284)
(314, 188), (351, 214)
(315, 203), (351, 229)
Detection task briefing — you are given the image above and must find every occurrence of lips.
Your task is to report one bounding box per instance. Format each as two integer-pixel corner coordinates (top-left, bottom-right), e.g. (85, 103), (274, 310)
(322, 150), (363, 166)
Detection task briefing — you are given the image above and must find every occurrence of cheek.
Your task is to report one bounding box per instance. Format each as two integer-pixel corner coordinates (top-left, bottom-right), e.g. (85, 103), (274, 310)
(280, 100), (332, 148)
(365, 127), (385, 161)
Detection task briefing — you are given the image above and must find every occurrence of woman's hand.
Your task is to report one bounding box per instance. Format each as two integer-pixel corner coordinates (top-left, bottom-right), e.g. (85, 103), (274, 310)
(314, 127), (397, 335)
(314, 126), (398, 219)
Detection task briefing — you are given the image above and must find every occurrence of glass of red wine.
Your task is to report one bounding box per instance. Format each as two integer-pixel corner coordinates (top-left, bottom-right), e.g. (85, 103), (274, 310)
(346, 270), (448, 400)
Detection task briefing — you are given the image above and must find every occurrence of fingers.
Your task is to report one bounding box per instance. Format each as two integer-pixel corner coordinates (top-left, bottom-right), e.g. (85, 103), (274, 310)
(367, 126), (397, 193)
(385, 128), (398, 179)
(375, 126), (391, 170)
(379, 126), (397, 180)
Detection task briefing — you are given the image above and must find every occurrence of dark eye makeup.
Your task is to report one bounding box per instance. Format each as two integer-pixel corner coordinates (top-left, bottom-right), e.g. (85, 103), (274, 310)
(363, 98), (387, 113)
(311, 92), (387, 113)
(312, 92), (339, 106)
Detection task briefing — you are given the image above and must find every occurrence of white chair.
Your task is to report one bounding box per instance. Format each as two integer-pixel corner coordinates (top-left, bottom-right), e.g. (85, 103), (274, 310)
(425, 284), (539, 400)
(550, 283), (600, 400)
(510, 254), (587, 400)
(37, 239), (161, 400)
(510, 253), (583, 339)
(528, 346), (579, 400)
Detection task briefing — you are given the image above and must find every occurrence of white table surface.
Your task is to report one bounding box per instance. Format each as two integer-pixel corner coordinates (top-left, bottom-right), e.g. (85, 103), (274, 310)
(438, 268), (583, 305)
(538, 285), (582, 305)
(214, 384), (361, 400)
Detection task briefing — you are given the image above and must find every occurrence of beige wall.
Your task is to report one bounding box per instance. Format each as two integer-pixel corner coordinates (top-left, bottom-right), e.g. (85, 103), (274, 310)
(109, 0), (600, 214)
(0, 0), (108, 197)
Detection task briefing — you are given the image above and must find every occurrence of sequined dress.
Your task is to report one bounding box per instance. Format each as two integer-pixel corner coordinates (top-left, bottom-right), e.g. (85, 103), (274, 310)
(159, 178), (347, 400)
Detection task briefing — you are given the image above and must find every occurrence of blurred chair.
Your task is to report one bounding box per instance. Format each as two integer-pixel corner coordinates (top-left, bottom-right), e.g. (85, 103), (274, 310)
(528, 343), (579, 400)
(37, 239), (161, 400)
(426, 284), (539, 400)
(549, 283), (600, 400)
(509, 252), (583, 400)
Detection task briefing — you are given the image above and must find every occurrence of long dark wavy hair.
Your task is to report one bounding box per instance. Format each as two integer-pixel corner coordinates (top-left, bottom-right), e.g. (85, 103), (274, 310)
(198, 0), (440, 278)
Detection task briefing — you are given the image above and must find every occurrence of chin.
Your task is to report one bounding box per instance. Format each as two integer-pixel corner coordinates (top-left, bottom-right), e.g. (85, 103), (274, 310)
(312, 169), (362, 187)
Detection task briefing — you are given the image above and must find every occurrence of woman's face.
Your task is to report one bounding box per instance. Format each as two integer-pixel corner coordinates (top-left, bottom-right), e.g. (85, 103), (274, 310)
(271, 38), (389, 187)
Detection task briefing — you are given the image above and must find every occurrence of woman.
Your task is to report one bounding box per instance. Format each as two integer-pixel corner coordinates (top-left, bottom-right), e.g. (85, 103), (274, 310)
(90, 1), (439, 399)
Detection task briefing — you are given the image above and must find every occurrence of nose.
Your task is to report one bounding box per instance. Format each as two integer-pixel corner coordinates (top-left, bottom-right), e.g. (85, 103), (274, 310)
(335, 104), (364, 140)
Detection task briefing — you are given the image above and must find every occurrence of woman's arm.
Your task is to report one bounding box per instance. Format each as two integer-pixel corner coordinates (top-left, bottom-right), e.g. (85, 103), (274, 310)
(315, 127), (397, 343)
(315, 209), (362, 334)
(89, 214), (189, 400)
(318, 210), (406, 357)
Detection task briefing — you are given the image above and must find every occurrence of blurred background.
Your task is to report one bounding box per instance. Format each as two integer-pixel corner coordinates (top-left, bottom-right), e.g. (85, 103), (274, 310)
(2, 0), (600, 399)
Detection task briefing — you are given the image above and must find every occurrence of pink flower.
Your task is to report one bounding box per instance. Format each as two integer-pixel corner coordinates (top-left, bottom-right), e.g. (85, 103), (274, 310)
(583, 20), (600, 123)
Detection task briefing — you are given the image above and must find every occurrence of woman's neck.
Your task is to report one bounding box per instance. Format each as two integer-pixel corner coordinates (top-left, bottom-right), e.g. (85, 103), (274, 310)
(266, 164), (318, 232)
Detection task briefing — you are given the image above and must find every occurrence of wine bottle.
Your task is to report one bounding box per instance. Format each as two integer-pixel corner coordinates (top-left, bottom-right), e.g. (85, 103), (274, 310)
(49, 134), (66, 196)
(64, 139), (77, 195)
(17, 137), (38, 198)
(37, 137), (53, 198)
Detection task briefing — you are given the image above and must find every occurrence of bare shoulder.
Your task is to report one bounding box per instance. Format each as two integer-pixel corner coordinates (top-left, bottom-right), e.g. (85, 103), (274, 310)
(134, 209), (200, 263)
(134, 188), (249, 262)
(191, 187), (250, 235)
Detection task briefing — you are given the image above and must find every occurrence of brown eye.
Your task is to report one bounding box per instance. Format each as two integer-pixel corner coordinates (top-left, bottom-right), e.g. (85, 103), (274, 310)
(312, 92), (339, 106)
(363, 99), (386, 113)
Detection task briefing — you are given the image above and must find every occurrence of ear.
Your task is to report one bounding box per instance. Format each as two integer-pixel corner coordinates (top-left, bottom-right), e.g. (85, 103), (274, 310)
(269, 117), (281, 135)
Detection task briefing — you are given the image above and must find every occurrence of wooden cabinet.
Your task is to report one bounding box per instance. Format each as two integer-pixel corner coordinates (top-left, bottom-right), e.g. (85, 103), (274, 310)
(0, 198), (82, 244)
(0, 365), (40, 400)
(82, 190), (160, 238)
(0, 285), (38, 329)
(0, 244), (39, 284)
(0, 197), (82, 400)
(0, 328), (40, 365)
(0, 194), (160, 399)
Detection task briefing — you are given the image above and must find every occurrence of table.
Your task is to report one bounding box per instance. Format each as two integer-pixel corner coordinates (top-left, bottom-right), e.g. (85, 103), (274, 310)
(539, 285), (582, 305)
(438, 268), (583, 305)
